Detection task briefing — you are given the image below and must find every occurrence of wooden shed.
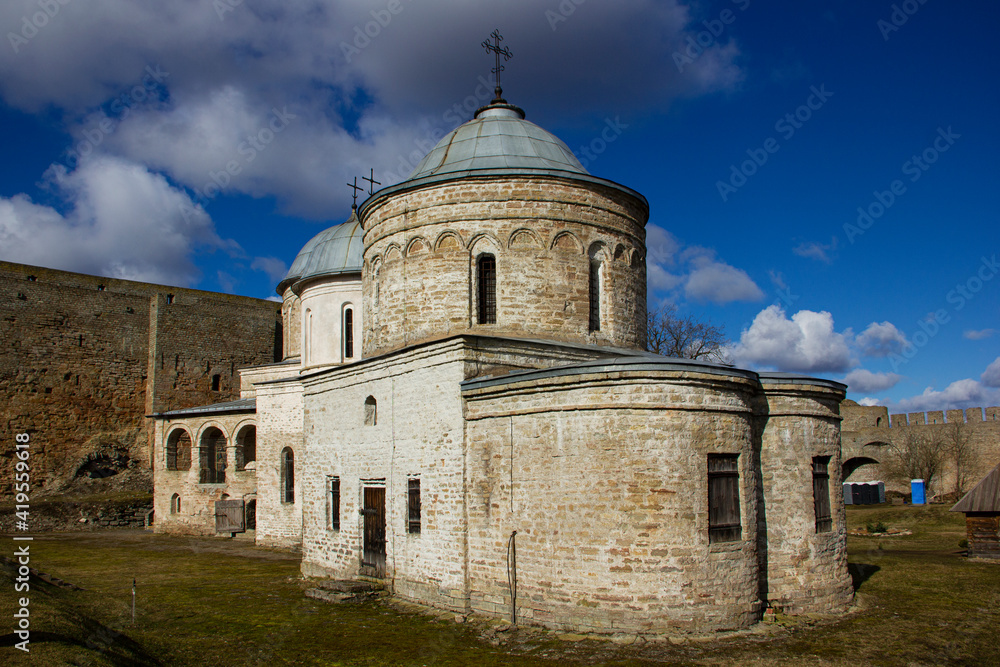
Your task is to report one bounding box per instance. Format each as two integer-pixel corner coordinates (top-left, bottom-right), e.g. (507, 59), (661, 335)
(951, 463), (1000, 559)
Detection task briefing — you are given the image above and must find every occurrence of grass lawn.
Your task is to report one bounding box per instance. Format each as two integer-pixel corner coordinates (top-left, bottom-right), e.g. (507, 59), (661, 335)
(2, 504), (998, 666)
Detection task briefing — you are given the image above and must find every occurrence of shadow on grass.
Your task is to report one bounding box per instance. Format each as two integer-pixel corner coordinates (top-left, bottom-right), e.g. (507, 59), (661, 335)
(848, 562), (881, 592)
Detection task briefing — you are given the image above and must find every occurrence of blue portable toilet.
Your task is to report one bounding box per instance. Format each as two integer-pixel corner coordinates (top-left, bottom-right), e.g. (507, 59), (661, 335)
(911, 479), (926, 505)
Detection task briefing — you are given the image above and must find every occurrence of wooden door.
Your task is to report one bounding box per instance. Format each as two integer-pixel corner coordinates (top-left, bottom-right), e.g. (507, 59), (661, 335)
(361, 487), (386, 577)
(214, 499), (245, 533)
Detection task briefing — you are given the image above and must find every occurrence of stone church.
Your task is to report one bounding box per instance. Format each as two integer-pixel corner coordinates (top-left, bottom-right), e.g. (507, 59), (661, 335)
(152, 93), (853, 633)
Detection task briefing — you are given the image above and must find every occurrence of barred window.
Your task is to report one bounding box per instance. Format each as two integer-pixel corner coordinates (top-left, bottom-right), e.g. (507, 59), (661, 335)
(344, 308), (354, 359)
(329, 477), (341, 531)
(589, 259), (602, 332)
(281, 448), (294, 503)
(708, 454), (741, 543)
(813, 457), (833, 533)
(477, 255), (496, 324)
(407, 478), (421, 534)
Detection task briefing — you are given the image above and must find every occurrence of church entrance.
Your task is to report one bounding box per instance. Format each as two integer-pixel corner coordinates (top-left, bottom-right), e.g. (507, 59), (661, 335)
(361, 486), (386, 578)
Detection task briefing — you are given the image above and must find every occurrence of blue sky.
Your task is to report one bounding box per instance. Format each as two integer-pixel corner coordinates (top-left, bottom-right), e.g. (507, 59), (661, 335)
(0, 1), (997, 412)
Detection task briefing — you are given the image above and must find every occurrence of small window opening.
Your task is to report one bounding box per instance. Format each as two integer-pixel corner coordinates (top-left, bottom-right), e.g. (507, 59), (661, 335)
(408, 478), (421, 534)
(364, 396), (377, 426)
(708, 454), (741, 543)
(344, 307), (354, 359)
(477, 254), (497, 324)
(26, 275), (36, 282)
(588, 259), (602, 332)
(281, 448), (294, 503)
(211, 374), (221, 391)
(97, 284), (105, 291)
(166, 293), (174, 304)
(813, 457), (833, 533)
(329, 477), (341, 531)
(876, 417), (882, 427)
(170, 494), (181, 514)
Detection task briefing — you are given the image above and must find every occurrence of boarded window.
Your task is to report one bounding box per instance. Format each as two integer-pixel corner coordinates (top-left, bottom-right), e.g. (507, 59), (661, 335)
(589, 260), (601, 331)
(408, 478), (421, 534)
(813, 456), (833, 533)
(708, 454), (741, 543)
(281, 448), (294, 503)
(477, 255), (496, 324)
(344, 308), (354, 358)
(329, 477), (341, 531)
(364, 396), (377, 426)
(199, 428), (226, 484)
(166, 429), (192, 471)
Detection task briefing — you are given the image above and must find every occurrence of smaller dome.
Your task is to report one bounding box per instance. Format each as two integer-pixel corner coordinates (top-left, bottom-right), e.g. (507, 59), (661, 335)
(277, 208), (363, 295)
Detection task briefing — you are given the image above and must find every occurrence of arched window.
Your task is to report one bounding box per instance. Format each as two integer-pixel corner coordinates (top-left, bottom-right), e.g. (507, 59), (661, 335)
(170, 494), (181, 514)
(477, 254), (496, 324)
(199, 427), (227, 484)
(365, 396), (377, 426)
(281, 448), (295, 503)
(165, 429), (192, 471)
(235, 425), (256, 471)
(588, 258), (602, 332)
(344, 307), (354, 359)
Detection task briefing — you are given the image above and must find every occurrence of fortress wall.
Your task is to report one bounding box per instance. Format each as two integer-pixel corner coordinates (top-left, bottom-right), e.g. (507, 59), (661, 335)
(0, 261), (281, 498)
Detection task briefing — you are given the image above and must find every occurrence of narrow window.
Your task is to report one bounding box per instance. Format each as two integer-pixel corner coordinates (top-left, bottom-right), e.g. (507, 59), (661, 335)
(588, 259), (602, 332)
(170, 494), (181, 514)
(344, 308), (354, 359)
(211, 374), (221, 391)
(281, 448), (294, 503)
(477, 254), (496, 324)
(408, 478), (421, 534)
(707, 454), (741, 543)
(813, 456), (833, 533)
(166, 293), (174, 304)
(329, 477), (341, 531)
(97, 284), (106, 291)
(364, 396), (377, 426)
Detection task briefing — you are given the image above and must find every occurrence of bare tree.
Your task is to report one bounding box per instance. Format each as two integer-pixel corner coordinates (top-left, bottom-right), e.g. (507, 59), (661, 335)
(882, 428), (946, 494)
(943, 421), (978, 497)
(646, 304), (729, 362)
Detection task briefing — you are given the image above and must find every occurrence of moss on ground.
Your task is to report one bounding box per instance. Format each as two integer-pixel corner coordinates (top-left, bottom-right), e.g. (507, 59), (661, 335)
(1, 504), (997, 665)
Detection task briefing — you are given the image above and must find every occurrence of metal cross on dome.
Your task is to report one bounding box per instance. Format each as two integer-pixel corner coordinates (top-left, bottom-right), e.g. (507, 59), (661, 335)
(482, 29), (512, 102)
(347, 176), (363, 207)
(363, 168), (381, 196)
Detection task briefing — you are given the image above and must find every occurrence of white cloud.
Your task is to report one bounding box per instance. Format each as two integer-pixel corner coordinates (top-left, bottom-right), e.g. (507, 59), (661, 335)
(684, 259), (764, 304)
(964, 328), (997, 340)
(843, 369), (903, 394)
(251, 257), (289, 284)
(0, 156), (225, 286)
(892, 379), (1000, 412)
(856, 321), (908, 358)
(858, 397), (882, 407)
(793, 237), (838, 264)
(0, 1), (745, 219)
(982, 357), (1000, 388)
(727, 305), (854, 373)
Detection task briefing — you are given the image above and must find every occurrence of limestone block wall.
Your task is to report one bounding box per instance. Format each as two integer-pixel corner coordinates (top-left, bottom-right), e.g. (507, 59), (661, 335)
(298, 275), (362, 370)
(360, 177), (648, 357)
(0, 261), (280, 498)
(462, 366), (763, 633)
(841, 402), (1000, 495)
(299, 340), (470, 610)
(757, 378), (852, 615)
(253, 376), (305, 547)
(152, 413), (258, 536)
